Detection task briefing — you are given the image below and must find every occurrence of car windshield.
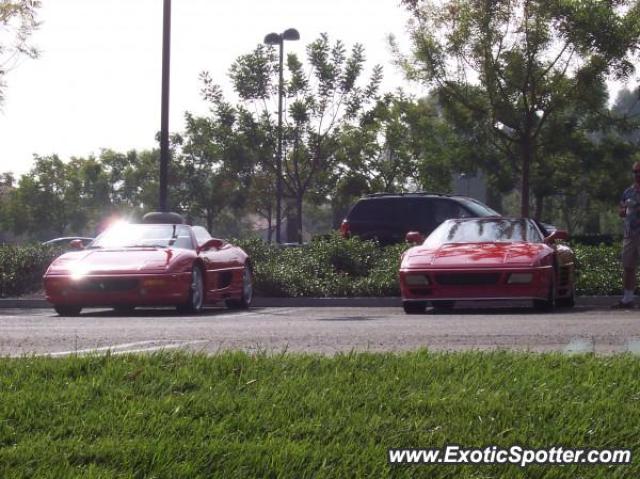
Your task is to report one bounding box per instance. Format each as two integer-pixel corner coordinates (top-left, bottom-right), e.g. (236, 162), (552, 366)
(423, 218), (543, 247)
(90, 223), (193, 249)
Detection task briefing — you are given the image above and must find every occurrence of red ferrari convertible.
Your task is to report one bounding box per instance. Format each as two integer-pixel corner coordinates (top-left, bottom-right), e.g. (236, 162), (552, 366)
(43, 215), (253, 316)
(399, 217), (576, 314)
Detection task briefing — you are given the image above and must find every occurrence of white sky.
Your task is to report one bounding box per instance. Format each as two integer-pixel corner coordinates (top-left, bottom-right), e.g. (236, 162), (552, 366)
(0, 0), (420, 177)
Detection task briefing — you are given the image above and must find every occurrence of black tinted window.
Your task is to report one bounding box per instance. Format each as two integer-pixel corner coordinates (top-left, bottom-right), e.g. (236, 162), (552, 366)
(404, 198), (472, 232)
(404, 198), (436, 231)
(433, 199), (473, 223)
(349, 198), (396, 222)
(457, 198), (500, 217)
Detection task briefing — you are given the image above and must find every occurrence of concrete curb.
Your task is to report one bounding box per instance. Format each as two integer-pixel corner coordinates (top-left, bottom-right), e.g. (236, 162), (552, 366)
(0, 295), (621, 309)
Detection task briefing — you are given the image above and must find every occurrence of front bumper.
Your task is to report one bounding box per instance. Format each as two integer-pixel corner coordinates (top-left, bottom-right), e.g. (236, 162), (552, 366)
(43, 272), (191, 306)
(399, 267), (553, 302)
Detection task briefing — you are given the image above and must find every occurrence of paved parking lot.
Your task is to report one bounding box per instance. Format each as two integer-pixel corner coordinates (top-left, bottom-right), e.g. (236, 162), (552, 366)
(2, 303), (640, 356)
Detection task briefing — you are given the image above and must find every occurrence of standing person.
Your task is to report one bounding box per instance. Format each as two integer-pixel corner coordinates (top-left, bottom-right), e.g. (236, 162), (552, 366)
(614, 161), (640, 309)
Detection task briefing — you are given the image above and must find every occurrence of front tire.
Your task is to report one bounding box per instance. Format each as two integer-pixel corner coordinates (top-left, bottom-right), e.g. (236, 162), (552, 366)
(534, 273), (555, 312)
(226, 265), (253, 310)
(403, 301), (426, 314)
(54, 305), (82, 316)
(177, 266), (204, 314)
(556, 286), (575, 308)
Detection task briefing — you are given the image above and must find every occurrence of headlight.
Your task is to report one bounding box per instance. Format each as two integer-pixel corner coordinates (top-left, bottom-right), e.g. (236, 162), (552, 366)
(70, 264), (91, 280)
(405, 274), (430, 286)
(507, 272), (533, 284)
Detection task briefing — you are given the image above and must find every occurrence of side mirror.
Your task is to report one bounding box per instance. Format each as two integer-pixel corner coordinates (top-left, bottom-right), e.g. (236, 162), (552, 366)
(199, 238), (224, 252)
(544, 229), (569, 244)
(69, 239), (85, 250)
(405, 231), (425, 245)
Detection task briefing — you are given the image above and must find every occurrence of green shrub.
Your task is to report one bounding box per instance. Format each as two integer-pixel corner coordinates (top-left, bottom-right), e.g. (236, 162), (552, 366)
(236, 235), (406, 297)
(0, 244), (60, 297)
(573, 243), (623, 296)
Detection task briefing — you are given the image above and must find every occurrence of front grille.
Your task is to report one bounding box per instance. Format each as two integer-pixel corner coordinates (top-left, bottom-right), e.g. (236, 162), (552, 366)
(72, 278), (138, 293)
(435, 273), (500, 286)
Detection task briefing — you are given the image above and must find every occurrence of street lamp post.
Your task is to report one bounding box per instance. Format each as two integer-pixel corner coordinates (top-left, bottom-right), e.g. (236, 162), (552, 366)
(264, 28), (299, 243)
(159, 0), (171, 212)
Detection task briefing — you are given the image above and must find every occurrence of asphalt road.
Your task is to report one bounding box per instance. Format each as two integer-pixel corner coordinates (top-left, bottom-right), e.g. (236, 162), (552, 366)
(2, 302), (640, 357)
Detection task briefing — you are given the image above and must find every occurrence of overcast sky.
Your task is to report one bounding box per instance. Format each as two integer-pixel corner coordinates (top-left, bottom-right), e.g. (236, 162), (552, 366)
(0, 0), (422, 177)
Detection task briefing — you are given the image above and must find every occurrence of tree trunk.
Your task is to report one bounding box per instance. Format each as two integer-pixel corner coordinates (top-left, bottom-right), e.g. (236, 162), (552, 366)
(534, 192), (544, 221)
(520, 138), (531, 218)
(266, 209), (273, 243)
(206, 210), (214, 233)
(295, 193), (304, 244)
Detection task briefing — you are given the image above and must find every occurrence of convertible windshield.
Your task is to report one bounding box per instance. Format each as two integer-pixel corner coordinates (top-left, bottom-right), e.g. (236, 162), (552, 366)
(424, 218), (543, 247)
(91, 223), (193, 249)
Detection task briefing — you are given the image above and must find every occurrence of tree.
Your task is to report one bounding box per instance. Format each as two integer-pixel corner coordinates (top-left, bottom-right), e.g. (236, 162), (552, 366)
(4, 155), (84, 239)
(179, 82), (267, 234)
(336, 92), (469, 194)
(0, 0), (40, 104)
(219, 33), (383, 242)
(395, 0), (640, 218)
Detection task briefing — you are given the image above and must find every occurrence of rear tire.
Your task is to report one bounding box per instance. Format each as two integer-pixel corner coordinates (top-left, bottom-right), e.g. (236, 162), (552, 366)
(431, 300), (455, 311)
(177, 266), (204, 314)
(403, 301), (426, 314)
(54, 305), (82, 316)
(226, 265), (253, 310)
(556, 288), (575, 308)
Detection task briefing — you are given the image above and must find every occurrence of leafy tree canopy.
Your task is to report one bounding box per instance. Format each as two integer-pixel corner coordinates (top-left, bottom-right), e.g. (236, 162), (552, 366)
(0, 0), (40, 103)
(395, 0), (640, 218)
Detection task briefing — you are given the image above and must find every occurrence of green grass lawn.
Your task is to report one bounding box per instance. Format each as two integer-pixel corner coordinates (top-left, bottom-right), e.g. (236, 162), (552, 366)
(1, 351), (639, 478)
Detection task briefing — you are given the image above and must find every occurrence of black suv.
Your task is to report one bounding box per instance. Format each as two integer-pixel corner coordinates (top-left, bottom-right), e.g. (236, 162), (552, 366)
(339, 193), (500, 245)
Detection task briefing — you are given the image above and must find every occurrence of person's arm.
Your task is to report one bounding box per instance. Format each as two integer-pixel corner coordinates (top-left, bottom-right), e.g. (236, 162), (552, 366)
(620, 192), (628, 218)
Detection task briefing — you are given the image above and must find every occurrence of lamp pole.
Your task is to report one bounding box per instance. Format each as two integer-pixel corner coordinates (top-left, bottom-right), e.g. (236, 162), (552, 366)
(264, 28), (299, 243)
(159, 0), (171, 212)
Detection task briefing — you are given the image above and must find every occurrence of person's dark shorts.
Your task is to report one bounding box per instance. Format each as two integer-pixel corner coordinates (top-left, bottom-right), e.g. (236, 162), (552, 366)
(622, 236), (640, 269)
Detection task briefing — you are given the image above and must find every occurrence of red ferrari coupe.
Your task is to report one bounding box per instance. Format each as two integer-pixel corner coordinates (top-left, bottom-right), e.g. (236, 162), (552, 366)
(399, 217), (576, 314)
(43, 215), (253, 316)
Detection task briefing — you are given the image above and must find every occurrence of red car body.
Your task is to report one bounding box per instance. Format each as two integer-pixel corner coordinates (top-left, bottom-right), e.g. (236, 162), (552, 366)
(399, 218), (576, 313)
(43, 221), (252, 316)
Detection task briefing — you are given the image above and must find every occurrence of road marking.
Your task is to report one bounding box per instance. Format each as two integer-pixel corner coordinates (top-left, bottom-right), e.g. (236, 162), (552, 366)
(563, 337), (594, 354)
(45, 340), (208, 357)
(106, 341), (209, 355)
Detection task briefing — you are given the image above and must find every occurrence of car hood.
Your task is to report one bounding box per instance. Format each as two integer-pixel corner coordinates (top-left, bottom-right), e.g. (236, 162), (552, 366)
(403, 242), (551, 269)
(45, 248), (190, 275)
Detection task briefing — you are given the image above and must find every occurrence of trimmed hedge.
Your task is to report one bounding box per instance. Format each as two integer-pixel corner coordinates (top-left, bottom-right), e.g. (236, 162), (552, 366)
(0, 244), (61, 297)
(573, 242), (622, 296)
(0, 238), (627, 298)
(236, 236), (406, 297)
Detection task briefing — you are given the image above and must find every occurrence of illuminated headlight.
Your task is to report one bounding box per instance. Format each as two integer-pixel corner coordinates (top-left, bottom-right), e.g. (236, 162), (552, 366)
(405, 274), (430, 286)
(508, 273), (533, 284)
(70, 264), (91, 280)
